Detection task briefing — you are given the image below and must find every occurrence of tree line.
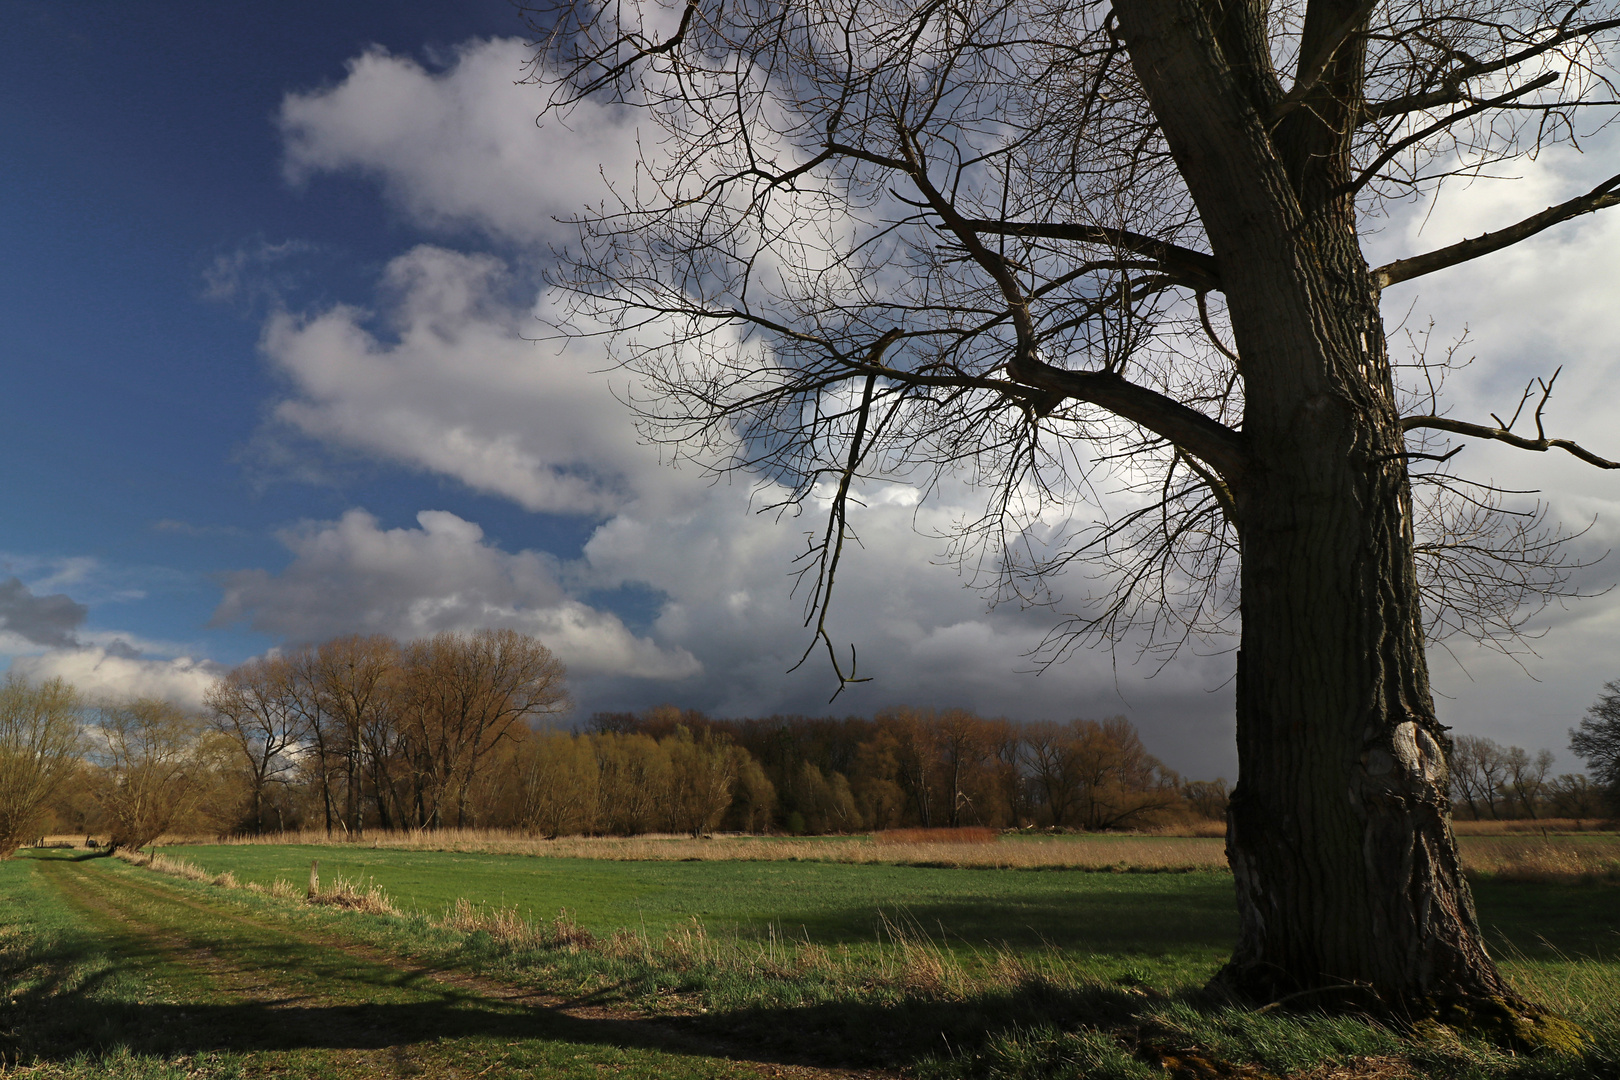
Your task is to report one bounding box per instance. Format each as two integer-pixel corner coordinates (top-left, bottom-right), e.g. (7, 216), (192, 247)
(0, 629), (567, 853)
(583, 707), (1209, 836)
(1447, 735), (1604, 821)
(0, 631), (1216, 850)
(4, 634), (1618, 857)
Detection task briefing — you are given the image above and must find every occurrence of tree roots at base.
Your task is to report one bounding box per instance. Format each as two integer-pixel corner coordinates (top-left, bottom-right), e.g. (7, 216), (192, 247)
(1412, 996), (1592, 1057)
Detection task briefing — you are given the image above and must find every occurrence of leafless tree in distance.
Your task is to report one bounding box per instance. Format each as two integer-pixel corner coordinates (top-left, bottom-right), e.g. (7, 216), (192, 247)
(1572, 679), (1620, 810)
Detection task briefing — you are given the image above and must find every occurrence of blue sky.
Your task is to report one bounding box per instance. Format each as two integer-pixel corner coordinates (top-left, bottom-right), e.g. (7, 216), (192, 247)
(3, 4), (517, 622)
(5, 1), (1620, 777)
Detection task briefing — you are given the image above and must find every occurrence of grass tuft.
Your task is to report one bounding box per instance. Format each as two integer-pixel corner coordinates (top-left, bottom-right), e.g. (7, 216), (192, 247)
(439, 897), (597, 952)
(306, 872), (399, 915)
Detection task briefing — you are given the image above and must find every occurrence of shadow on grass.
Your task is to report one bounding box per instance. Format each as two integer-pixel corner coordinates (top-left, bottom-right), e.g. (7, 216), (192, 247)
(0, 923), (1183, 1072)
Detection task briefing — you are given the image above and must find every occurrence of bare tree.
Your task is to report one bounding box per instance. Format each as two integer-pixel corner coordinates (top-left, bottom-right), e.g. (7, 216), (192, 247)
(1546, 772), (1605, 819)
(933, 709), (996, 826)
(281, 645), (344, 834)
(1571, 680), (1620, 811)
(400, 629), (570, 828)
(530, 0), (1620, 1010)
(1502, 745), (1555, 820)
(90, 699), (212, 852)
(874, 708), (943, 826)
(1023, 720), (1088, 828)
(1448, 734), (1509, 820)
(1181, 777), (1230, 822)
(205, 657), (305, 834)
(0, 676), (82, 857)
(1065, 717), (1181, 830)
(310, 635), (402, 833)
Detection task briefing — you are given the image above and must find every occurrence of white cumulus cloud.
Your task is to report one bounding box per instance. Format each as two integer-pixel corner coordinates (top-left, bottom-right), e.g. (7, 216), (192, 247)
(213, 508), (699, 681)
(9, 649), (224, 711)
(263, 246), (647, 515)
(280, 38), (640, 244)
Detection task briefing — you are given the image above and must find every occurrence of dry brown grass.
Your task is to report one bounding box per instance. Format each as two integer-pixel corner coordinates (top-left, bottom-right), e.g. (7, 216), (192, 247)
(441, 897), (598, 952)
(113, 848), (213, 882)
(307, 872), (400, 915)
(1457, 837), (1620, 884)
(114, 844), (402, 914)
(873, 826), (999, 845)
(1451, 817), (1615, 835)
(1143, 819), (1229, 838)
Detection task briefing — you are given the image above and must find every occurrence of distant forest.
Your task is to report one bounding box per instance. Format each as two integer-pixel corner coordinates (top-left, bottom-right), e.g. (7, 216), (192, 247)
(2, 631), (1596, 855)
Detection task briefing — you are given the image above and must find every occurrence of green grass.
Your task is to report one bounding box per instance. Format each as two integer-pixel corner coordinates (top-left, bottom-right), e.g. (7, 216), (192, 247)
(159, 841), (1620, 972)
(160, 842), (1240, 983)
(0, 853), (250, 1077)
(0, 851), (791, 1079)
(9, 843), (1620, 1079)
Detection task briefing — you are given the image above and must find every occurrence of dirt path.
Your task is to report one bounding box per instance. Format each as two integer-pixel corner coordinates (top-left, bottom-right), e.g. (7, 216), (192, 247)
(36, 857), (895, 1080)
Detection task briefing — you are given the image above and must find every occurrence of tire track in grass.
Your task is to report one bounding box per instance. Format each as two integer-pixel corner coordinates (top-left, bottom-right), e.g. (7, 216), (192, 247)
(36, 856), (891, 1080)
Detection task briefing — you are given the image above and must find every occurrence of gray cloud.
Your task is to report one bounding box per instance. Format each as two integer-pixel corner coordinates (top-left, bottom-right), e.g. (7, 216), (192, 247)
(0, 577), (87, 649)
(254, 34), (1620, 780)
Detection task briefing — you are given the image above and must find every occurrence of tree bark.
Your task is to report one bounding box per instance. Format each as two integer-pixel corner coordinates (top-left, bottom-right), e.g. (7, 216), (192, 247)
(1116, 0), (1516, 1009)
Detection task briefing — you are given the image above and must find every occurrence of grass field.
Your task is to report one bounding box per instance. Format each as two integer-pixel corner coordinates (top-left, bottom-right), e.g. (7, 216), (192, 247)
(0, 851), (832, 1079)
(158, 843), (1240, 980)
(4, 840), (1618, 1079)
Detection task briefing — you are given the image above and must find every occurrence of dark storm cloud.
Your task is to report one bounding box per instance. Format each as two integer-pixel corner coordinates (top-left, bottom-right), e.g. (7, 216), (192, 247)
(0, 577), (87, 648)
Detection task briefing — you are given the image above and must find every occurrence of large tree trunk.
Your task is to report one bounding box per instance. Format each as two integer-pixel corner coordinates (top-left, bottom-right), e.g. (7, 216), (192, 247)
(1115, 0), (1517, 1009)
(1222, 378), (1510, 1007)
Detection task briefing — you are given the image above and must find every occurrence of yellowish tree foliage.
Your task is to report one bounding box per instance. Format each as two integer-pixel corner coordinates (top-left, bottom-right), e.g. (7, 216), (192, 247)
(0, 675), (82, 857)
(519, 731), (600, 838)
(90, 698), (212, 851)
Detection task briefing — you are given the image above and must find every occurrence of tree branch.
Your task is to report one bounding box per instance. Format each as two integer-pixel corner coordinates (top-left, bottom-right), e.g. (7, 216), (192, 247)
(1401, 417), (1619, 470)
(957, 218), (1221, 291)
(1268, 0), (1378, 128)
(903, 151), (1248, 482)
(1013, 366), (1252, 482)
(1363, 16), (1620, 121)
(1373, 171), (1620, 288)
(1347, 71), (1560, 196)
